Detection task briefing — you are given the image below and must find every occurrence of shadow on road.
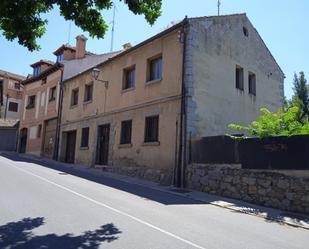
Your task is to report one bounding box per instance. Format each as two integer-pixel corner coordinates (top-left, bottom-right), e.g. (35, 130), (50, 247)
(0, 152), (204, 206)
(0, 217), (121, 249)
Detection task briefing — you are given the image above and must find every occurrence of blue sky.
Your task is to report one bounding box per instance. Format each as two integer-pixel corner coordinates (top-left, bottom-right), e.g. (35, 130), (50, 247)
(0, 0), (308, 99)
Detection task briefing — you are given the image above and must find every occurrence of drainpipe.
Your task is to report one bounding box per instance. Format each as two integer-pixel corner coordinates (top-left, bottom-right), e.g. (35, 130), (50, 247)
(4, 94), (9, 120)
(53, 66), (64, 160)
(176, 17), (188, 188)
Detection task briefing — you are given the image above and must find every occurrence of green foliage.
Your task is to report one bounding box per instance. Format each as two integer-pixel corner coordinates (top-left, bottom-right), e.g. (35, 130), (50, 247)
(289, 72), (309, 123)
(0, 0), (162, 51)
(228, 107), (309, 138)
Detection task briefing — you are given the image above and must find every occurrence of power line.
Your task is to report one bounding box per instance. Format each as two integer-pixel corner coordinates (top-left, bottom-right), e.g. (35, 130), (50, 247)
(110, 4), (116, 51)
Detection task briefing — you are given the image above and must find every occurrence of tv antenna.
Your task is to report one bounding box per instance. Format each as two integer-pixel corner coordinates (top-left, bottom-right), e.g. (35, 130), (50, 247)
(110, 3), (116, 51)
(217, 0), (221, 16)
(68, 21), (72, 44)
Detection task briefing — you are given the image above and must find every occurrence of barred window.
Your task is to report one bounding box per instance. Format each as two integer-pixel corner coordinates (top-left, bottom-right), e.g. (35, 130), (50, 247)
(144, 115), (159, 143)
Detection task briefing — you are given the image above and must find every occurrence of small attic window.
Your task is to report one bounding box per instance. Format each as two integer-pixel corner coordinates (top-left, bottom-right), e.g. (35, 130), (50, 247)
(243, 27), (249, 37)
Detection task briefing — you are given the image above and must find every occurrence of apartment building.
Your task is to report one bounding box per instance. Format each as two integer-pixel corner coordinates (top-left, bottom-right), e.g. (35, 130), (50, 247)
(59, 14), (284, 185)
(0, 70), (25, 120)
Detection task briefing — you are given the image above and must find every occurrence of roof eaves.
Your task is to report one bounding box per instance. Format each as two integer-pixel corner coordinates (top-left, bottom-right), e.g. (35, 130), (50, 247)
(62, 19), (186, 84)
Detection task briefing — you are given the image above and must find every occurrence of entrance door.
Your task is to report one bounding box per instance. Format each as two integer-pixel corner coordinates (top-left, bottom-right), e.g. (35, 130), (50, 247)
(65, 130), (76, 163)
(96, 124), (110, 165)
(42, 118), (57, 159)
(19, 128), (27, 153)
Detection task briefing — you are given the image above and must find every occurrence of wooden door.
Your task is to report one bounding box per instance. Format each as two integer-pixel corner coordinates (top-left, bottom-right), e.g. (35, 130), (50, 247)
(19, 128), (27, 153)
(65, 130), (76, 163)
(42, 118), (57, 159)
(96, 124), (110, 165)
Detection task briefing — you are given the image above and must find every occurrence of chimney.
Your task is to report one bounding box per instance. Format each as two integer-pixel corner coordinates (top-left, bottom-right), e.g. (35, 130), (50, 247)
(122, 43), (132, 50)
(75, 35), (87, 59)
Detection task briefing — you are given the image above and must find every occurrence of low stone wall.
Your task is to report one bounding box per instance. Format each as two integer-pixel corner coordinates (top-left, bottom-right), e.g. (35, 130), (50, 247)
(187, 164), (309, 214)
(100, 165), (173, 186)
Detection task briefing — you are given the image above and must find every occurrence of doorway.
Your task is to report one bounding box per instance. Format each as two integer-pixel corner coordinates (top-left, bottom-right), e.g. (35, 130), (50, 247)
(19, 128), (27, 153)
(65, 130), (76, 163)
(96, 124), (110, 165)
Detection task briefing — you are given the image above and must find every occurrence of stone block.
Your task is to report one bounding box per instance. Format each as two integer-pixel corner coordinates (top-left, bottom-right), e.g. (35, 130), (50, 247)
(200, 175), (209, 185)
(277, 179), (290, 189)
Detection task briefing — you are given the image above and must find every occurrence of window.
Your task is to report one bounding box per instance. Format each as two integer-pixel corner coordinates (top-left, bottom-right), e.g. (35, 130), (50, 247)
(243, 27), (249, 37)
(123, 66), (135, 90)
(27, 95), (36, 109)
(148, 56), (162, 82)
(248, 72), (256, 96)
(41, 78), (47, 85)
(33, 66), (41, 77)
(14, 82), (21, 90)
(37, 124), (42, 138)
(144, 115), (159, 143)
(8, 102), (18, 112)
(57, 53), (64, 62)
(80, 127), (89, 147)
(71, 88), (79, 106)
(120, 120), (132, 144)
(49, 86), (57, 101)
(235, 66), (244, 91)
(84, 83), (93, 102)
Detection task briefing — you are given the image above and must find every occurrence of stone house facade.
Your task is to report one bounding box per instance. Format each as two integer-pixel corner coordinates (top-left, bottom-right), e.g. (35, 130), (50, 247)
(59, 14), (284, 186)
(0, 70), (25, 120)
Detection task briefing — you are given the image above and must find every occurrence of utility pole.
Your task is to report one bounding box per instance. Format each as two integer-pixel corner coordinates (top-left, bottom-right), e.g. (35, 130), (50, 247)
(217, 0), (221, 16)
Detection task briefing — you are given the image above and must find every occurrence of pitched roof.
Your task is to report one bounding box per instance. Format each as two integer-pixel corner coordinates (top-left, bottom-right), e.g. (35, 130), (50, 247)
(0, 69), (26, 81)
(62, 20), (185, 83)
(22, 63), (63, 85)
(53, 43), (95, 56)
(30, 60), (55, 68)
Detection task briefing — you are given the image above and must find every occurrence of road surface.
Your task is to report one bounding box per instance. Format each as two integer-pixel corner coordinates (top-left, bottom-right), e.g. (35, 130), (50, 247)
(0, 154), (308, 249)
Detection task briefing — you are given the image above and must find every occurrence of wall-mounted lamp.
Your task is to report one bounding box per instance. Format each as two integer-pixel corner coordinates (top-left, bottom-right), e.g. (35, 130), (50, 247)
(91, 68), (109, 88)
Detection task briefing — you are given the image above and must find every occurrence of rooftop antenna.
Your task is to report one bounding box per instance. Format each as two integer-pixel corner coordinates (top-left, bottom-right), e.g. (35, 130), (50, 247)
(68, 21), (72, 44)
(217, 0), (221, 16)
(110, 3), (116, 51)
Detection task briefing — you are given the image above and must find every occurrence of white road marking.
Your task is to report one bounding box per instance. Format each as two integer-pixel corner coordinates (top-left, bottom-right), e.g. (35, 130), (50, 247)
(3, 157), (206, 249)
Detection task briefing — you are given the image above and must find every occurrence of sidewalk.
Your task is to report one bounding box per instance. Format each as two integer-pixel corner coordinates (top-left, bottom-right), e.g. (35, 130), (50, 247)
(2, 151), (309, 230)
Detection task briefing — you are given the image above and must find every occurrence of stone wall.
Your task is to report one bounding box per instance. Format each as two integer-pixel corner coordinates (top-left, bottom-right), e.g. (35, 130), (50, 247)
(187, 164), (309, 214)
(101, 165), (173, 186)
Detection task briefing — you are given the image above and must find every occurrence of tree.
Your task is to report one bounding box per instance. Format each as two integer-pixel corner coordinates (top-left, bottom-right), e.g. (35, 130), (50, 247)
(290, 72), (309, 123)
(228, 107), (309, 138)
(0, 0), (162, 51)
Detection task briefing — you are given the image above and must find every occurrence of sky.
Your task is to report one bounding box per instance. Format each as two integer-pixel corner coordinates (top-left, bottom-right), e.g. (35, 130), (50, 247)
(0, 0), (308, 99)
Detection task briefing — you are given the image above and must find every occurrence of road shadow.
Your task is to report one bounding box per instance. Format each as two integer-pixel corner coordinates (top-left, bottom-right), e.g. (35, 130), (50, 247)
(0, 152), (204, 205)
(0, 217), (121, 249)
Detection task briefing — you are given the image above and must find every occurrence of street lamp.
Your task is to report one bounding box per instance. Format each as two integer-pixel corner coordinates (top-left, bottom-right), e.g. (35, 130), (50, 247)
(91, 68), (108, 88)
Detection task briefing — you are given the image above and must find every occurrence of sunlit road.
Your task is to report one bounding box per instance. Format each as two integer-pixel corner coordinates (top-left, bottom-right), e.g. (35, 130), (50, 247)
(0, 154), (308, 249)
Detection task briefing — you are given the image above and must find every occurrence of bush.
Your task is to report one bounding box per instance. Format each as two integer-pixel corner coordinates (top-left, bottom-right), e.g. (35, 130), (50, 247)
(228, 107), (309, 138)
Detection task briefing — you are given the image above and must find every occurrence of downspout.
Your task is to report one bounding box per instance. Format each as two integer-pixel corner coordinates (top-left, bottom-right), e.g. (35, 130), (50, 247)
(176, 17), (188, 188)
(53, 67), (64, 160)
(4, 94), (9, 120)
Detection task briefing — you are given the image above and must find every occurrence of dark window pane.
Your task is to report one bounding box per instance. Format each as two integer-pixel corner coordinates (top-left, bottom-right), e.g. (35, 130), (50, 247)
(120, 120), (132, 144)
(236, 66), (244, 90)
(8, 102), (18, 112)
(84, 84), (93, 102)
(71, 89), (79, 106)
(123, 67), (135, 89)
(49, 86), (56, 101)
(249, 72), (256, 95)
(149, 57), (162, 81)
(81, 127), (89, 147)
(144, 115), (159, 142)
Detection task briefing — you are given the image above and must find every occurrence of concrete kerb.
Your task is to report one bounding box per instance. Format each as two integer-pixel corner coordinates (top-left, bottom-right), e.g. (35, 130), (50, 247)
(3, 152), (309, 230)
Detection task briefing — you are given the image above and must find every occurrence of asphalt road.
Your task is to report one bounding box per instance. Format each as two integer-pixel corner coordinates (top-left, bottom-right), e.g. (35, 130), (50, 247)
(0, 154), (309, 249)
